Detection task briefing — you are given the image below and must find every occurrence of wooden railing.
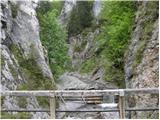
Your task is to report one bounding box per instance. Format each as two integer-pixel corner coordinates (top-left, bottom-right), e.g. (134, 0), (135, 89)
(0, 88), (159, 119)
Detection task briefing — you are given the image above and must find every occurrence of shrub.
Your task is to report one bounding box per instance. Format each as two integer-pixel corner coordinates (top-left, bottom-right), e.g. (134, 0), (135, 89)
(37, 5), (71, 80)
(67, 1), (94, 36)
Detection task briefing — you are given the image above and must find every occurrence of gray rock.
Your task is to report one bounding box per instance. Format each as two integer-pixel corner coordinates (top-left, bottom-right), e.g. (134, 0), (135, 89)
(1, 0), (53, 119)
(56, 71), (118, 119)
(57, 73), (89, 90)
(124, 1), (159, 119)
(59, 0), (76, 26)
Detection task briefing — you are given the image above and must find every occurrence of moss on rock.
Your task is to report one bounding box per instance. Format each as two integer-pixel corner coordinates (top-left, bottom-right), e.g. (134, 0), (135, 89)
(9, 43), (54, 90)
(10, 3), (18, 18)
(17, 97), (27, 108)
(37, 96), (49, 108)
(1, 112), (31, 119)
(133, 9), (155, 70)
(80, 58), (97, 73)
(8, 64), (19, 80)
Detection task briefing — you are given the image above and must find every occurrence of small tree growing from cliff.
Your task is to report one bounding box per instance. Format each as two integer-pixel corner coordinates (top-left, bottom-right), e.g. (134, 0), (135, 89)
(38, 8), (71, 80)
(67, 1), (94, 37)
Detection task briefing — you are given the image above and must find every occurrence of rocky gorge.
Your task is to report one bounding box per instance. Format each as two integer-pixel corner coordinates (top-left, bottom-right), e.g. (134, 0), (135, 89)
(0, 0), (159, 119)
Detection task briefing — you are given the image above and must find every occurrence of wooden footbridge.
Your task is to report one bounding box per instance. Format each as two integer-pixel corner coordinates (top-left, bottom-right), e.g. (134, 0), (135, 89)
(0, 88), (159, 119)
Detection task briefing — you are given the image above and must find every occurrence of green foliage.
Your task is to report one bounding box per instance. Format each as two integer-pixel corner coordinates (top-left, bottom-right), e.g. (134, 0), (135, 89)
(67, 1), (94, 36)
(36, 1), (53, 15)
(36, 1), (63, 17)
(96, 1), (135, 87)
(17, 97), (27, 108)
(80, 58), (97, 73)
(99, 1), (136, 63)
(1, 55), (5, 68)
(37, 97), (49, 108)
(73, 45), (82, 52)
(10, 3), (18, 18)
(79, 1), (135, 87)
(37, 2), (71, 80)
(132, 1), (157, 70)
(9, 43), (54, 90)
(1, 96), (5, 105)
(17, 84), (28, 90)
(1, 112), (31, 119)
(73, 41), (87, 53)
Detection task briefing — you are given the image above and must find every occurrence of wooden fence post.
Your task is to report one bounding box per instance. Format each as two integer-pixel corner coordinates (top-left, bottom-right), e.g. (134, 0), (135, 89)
(50, 94), (56, 119)
(119, 89), (125, 119)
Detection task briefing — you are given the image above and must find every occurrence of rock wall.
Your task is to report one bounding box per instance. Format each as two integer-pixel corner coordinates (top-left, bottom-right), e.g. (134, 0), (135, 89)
(56, 1), (119, 118)
(68, 29), (99, 69)
(59, 0), (76, 26)
(124, 1), (159, 119)
(1, 0), (54, 118)
(93, 0), (102, 18)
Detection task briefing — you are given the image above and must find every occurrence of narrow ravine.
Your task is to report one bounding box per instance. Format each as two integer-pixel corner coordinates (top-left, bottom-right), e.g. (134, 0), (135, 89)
(55, 0), (119, 119)
(1, 0), (158, 119)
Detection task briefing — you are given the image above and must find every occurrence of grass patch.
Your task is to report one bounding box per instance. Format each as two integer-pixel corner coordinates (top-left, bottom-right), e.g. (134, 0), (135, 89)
(1, 112), (31, 119)
(16, 97), (27, 108)
(80, 58), (97, 73)
(37, 97), (49, 108)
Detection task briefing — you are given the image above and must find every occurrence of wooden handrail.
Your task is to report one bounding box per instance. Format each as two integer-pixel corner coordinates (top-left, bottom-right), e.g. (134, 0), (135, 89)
(0, 88), (159, 119)
(1, 107), (159, 112)
(0, 88), (159, 97)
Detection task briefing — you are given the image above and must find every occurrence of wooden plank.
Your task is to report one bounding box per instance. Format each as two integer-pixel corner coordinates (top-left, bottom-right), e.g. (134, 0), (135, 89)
(0, 88), (159, 97)
(50, 96), (56, 119)
(0, 91), (54, 97)
(55, 89), (120, 96)
(124, 88), (159, 95)
(1, 108), (159, 112)
(118, 90), (125, 119)
(126, 108), (159, 111)
(119, 96), (125, 119)
(57, 108), (159, 112)
(63, 98), (103, 101)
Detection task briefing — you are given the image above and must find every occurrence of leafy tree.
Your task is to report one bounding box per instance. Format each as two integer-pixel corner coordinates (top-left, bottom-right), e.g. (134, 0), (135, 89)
(80, 1), (136, 87)
(36, 1), (53, 15)
(97, 1), (136, 87)
(67, 1), (94, 36)
(99, 1), (136, 65)
(37, 2), (71, 80)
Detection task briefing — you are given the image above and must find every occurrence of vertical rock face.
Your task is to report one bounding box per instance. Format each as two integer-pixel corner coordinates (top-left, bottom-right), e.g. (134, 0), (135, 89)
(57, 1), (118, 119)
(59, 0), (76, 26)
(93, 0), (102, 18)
(1, 0), (54, 118)
(124, 1), (159, 118)
(68, 29), (99, 69)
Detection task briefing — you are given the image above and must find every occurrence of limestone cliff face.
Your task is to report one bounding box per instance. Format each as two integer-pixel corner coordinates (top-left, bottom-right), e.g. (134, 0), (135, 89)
(68, 29), (99, 69)
(59, 0), (76, 26)
(124, 1), (159, 118)
(1, 0), (54, 118)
